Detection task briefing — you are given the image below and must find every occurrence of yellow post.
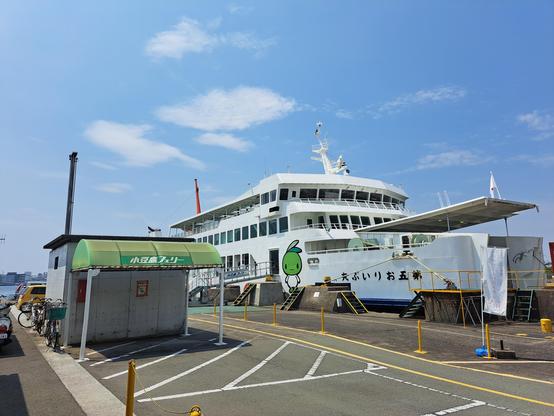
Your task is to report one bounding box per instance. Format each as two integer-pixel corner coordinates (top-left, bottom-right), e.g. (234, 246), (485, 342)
(458, 272), (466, 328)
(189, 405), (202, 416)
(320, 307), (325, 335)
(485, 323), (492, 359)
(414, 320), (426, 354)
(125, 360), (136, 416)
(213, 301), (217, 317)
(540, 318), (552, 333)
(273, 303), (277, 326)
(244, 303), (248, 321)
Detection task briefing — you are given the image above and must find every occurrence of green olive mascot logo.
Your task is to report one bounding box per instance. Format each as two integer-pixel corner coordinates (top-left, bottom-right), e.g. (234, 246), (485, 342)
(282, 240), (302, 292)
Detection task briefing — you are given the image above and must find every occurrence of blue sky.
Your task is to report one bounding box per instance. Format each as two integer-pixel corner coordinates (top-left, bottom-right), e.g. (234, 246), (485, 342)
(0, 1), (553, 272)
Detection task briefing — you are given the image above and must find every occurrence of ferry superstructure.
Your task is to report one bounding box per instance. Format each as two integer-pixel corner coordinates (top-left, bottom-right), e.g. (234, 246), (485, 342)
(170, 127), (544, 307)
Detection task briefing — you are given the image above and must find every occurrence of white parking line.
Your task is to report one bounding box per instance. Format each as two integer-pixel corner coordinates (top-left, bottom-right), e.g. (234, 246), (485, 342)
(420, 400), (485, 416)
(90, 339), (175, 367)
(224, 341), (291, 389)
(134, 339), (252, 398)
(138, 369), (367, 402)
(102, 347), (188, 380)
(86, 341), (136, 356)
(305, 351), (327, 377)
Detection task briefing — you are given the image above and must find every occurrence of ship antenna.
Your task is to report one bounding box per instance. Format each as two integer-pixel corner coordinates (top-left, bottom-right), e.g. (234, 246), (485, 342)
(311, 122), (349, 175)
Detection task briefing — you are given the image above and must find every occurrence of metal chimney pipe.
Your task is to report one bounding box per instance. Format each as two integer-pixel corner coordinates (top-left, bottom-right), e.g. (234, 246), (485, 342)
(64, 152), (78, 235)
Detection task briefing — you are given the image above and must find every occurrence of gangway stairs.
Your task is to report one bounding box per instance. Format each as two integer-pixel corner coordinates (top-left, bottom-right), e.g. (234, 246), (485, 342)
(340, 291), (369, 315)
(512, 289), (535, 321)
(399, 292), (425, 318)
(233, 283), (256, 306)
(281, 287), (304, 311)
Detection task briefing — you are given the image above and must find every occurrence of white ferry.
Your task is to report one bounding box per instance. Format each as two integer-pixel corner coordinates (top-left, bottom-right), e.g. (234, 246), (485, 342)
(170, 125), (544, 308)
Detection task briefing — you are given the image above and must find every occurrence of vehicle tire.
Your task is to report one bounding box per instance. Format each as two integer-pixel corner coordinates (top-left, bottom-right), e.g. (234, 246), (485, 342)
(17, 311), (33, 328)
(54, 332), (61, 349)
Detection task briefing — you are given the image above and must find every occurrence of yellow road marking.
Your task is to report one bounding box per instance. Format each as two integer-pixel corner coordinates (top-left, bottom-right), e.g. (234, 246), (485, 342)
(190, 317), (554, 409)
(211, 313), (553, 385)
(516, 333), (528, 337)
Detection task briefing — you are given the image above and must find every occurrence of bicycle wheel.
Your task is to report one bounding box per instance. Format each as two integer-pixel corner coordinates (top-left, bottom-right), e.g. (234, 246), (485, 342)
(18, 310), (33, 328)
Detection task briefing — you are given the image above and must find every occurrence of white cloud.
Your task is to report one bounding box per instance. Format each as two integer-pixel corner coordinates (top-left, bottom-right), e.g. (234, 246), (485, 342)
(156, 86), (296, 131)
(415, 150), (489, 170)
(195, 133), (252, 152)
(370, 86), (466, 118)
(95, 182), (132, 194)
(84, 120), (205, 170)
(511, 154), (554, 167)
(335, 109), (354, 119)
(227, 4), (253, 15)
(517, 111), (554, 140)
(90, 161), (117, 170)
(145, 17), (274, 59)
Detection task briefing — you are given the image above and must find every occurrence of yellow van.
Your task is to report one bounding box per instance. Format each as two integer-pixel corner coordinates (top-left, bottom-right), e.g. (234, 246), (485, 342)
(16, 284), (46, 310)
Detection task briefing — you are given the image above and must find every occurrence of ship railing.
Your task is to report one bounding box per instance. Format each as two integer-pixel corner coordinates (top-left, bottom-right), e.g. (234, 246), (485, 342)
(306, 241), (433, 255)
(291, 222), (369, 232)
(189, 261), (277, 291)
(402, 269), (551, 292)
(290, 197), (411, 214)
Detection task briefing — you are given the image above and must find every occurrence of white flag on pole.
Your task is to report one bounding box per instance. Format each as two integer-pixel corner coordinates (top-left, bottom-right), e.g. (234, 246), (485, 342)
(483, 247), (508, 316)
(489, 171), (502, 199)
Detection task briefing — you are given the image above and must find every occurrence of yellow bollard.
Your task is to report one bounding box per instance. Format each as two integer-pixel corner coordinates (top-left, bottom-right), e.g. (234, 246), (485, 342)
(244, 303), (248, 321)
(540, 318), (552, 333)
(320, 307), (325, 335)
(414, 320), (427, 354)
(273, 303), (277, 326)
(125, 360), (136, 416)
(189, 405), (202, 416)
(485, 323), (492, 359)
(213, 301), (217, 317)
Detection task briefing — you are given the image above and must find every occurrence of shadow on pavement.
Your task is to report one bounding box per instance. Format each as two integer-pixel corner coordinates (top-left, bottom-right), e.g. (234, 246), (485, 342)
(0, 334), (25, 358)
(0, 374), (29, 416)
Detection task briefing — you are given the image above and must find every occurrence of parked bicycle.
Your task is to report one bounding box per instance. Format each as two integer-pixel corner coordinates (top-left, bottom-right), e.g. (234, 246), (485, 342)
(17, 297), (48, 331)
(43, 300), (67, 350)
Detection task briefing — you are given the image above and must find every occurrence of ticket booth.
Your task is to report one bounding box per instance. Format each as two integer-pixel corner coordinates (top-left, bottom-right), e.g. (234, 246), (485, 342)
(44, 235), (223, 360)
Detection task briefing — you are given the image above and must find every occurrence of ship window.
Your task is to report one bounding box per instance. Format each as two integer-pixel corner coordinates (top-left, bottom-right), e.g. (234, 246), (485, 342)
(279, 217), (289, 233)
(356, 191), (369, 201)
(318, 189), (339, 199)
(374, 217), (383, 224)
(339, 215), (349, 229)
(291, 190), (297, 198)
(329, 215), (339, 229)
(242, 226), (249, 240)
(361, 216), (371, 226)
(220, 232), (227, 244)
(299, 188), (317, 199)
(250, 224), (258, 238)
(268, 219), (278, 235)
(270, 189), (277, 202)
(202, 236), (208, 243)
(341, 189), (355, 200)
(259, 221), (267, 236)
(391, 198), (399, 205)
(226, 256), (233, 269)
(318, 215), (325, 225)
(227, 230), (234, 243)
(383, 217), (392, 222)
(208, 235), (214, 244)
(234, 228), (241, 241)
(350, 216), (361, 226)
(370, 193), (382, 202)
(214, 233), (220, 245)
(242, 254), (249, 267)
(383, 195), (391, 203)
(279, 188), (289, 200)
(196, 238), (201, 243)
(261, 192), (270, 205)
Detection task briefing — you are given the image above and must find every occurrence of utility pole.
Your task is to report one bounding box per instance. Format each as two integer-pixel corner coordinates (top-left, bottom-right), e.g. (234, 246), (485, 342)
(65, 152), (78, 235)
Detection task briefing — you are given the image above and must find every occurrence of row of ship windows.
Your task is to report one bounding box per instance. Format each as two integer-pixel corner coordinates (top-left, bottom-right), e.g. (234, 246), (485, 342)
(260, 188), (403, 205)
(197, 217), (289, 245)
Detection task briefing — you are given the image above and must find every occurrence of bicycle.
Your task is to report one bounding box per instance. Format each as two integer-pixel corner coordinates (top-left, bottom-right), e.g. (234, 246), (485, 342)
(17, 297), (48, 329)
(44, 300), (66, 350)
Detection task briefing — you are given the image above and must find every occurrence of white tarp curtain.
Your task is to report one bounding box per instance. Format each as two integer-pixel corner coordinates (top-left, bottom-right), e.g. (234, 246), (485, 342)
(483, 247), (508, 316)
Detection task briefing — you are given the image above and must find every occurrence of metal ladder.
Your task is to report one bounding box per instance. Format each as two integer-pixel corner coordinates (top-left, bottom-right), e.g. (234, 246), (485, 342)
(512, 289), (535, 321)
(233, 283), (256, 306)
(399, 292), (425, 319)
(340, 291), (369, 314)
(280, 287), (304, 311)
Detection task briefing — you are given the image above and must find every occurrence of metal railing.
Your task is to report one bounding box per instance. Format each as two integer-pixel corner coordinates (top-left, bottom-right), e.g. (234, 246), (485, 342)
(306, 241), (434, 255)
(290, 222), (370, 232)
(289, 197), (412, 214)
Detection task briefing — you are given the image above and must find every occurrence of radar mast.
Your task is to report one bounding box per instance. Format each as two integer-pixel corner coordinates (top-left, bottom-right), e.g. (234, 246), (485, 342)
(311, 122), (350, 175)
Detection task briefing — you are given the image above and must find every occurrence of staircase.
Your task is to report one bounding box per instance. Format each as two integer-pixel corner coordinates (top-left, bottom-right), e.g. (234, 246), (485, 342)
(399, 292), (425, 319)
(280, 287), (304, 311)
(188, 285), (205, 300)
(340, 291), (369, 315)
(233, 283), (256, 306)
(512, 289), (535, 321)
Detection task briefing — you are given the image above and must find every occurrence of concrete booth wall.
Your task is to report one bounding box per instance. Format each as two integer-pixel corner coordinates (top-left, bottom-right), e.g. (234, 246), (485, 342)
(44, 234), (209, 345)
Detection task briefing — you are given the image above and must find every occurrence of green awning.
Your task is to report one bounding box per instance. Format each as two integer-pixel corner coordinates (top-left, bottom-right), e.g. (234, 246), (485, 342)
(72, 239), (222, 271)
